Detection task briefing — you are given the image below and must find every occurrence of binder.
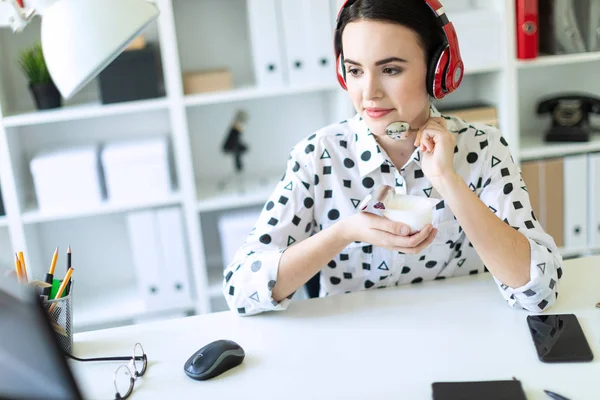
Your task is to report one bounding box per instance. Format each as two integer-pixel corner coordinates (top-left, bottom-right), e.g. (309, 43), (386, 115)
(541, 158), (564, 248)
(520, 160), (542, 225)
(516, 0), (538, 59)
(588, 153), (600, 247)
(155, 207), (193, 308)
(126, 210), (165, 311)
(539, 0), (586, 54)
(279, 0), (313, 85)
(563, 154), (588, 249)
(305, 0), (336, 85)
(247, 0), (287, 87)
(521, 159), (565, 247)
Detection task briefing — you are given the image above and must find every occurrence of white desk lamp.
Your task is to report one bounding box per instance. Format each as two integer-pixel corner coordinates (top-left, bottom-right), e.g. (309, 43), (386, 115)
(0, 0), (159, 99)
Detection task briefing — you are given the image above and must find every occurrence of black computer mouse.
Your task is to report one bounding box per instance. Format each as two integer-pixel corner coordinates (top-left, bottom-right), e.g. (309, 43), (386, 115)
(183, 339), (245, 381)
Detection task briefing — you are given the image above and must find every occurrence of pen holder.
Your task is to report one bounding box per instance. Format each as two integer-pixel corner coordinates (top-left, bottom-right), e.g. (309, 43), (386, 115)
(43, 282), (74, 355)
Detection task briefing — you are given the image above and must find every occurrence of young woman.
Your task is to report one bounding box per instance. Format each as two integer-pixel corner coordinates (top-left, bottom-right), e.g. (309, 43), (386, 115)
(223, 0), (562, 316)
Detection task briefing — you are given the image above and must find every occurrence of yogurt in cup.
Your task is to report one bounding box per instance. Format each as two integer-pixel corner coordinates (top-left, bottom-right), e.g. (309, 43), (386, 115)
(383, 193), (440, 234)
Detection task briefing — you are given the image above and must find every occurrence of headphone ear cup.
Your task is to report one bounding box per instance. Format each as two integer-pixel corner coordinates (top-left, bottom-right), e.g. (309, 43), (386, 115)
(426, 45), (448, 99)
(336, 54), (347, 90)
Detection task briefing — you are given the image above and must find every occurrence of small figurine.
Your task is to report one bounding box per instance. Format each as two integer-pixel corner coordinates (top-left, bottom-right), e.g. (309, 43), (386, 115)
(222, 110), (249, 173)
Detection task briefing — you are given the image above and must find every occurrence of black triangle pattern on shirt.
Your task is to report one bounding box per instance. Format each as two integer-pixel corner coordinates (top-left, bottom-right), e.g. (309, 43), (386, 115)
(288, 236), (296, 246)
(475, 130), (486, 137)
(378, 261), (389, 271)
(249, 292), (260, 302)
(351, 199), (361, 208)
(491, 156), (501, 168)
(469, 183), (476, 191)
(284, 182), (293, 191)
(321, 149), (331, 159)
(302, 181), (310, 190)
(423, 187), (432, 197)
(537, 263), (546, 274)
(489, 206), (498, 213)
(414, 152), (420, 162)
(458, 259), (466, 267)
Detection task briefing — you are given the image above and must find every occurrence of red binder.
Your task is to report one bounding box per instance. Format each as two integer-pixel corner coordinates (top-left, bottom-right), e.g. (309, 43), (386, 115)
(516, 0), (538, 59)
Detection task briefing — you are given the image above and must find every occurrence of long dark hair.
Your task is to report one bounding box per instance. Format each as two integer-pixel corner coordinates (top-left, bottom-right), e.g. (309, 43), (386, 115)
(334, 0), (445, 65)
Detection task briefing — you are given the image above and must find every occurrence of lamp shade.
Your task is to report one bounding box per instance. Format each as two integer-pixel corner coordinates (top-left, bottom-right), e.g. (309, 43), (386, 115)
(41, 0), (159, 99)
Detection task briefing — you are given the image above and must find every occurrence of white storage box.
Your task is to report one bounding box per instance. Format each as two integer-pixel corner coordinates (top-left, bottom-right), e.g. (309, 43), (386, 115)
(101, 137), (174, 203)
(30, 146), (104, 212)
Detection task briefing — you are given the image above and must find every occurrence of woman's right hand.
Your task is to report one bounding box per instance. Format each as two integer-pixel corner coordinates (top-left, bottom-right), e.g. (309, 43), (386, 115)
(338, 212), (438, 254)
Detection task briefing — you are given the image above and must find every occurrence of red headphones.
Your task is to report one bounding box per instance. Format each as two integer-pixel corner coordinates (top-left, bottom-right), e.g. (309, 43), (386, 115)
(334, 0), (464, 100)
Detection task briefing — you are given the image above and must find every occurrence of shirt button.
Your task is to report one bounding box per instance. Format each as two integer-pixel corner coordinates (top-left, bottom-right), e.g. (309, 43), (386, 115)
(395, 177), (406, 195)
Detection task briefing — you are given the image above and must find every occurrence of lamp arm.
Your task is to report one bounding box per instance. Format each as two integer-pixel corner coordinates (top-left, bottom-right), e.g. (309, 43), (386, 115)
(0, 0), (57, 32)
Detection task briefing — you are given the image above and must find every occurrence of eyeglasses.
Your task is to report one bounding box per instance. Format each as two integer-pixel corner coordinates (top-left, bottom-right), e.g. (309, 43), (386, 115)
(66, 342), (147, 400)
(113, 343), (147, 399)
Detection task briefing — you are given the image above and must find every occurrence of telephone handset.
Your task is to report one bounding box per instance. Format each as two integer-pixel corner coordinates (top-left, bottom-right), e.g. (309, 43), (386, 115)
(537, 93), (600, 142)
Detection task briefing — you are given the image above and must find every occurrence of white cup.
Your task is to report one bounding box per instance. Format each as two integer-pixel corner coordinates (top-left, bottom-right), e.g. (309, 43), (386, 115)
(383, 194), (441, 234)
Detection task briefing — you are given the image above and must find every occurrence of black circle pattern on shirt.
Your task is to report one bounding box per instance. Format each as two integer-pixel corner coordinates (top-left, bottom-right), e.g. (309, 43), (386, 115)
(328, 209), (340, 220)
(260, 234), (272, 244)
(362, 177), (374, 189)
(344, 158), (355, 168)
(467, 152), (478, 164)
(361, 151), (371, 161)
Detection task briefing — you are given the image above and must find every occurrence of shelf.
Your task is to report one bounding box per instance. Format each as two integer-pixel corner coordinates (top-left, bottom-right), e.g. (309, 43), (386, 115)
(1, 97), (170, 128)
(519, 134), (600, 161)
(197, 177), (277, 213)
(560, 246), (600, 259)
(74, 286), (194, 331)
(21, 193), (183, 224)
(464, 64), (504, 75)
(184, 82), (339, 107)
(517, 52), (600, 69)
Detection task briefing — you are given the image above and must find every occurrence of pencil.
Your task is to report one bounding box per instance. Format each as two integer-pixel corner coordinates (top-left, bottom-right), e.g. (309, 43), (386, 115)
(48, 267), (74, 313)
(66, 246), (72, 294)
(43, 247), (59, 296)
(18, 251), (28, 283)
(49, 247), (59, 275)
(14, 254), (23, 283)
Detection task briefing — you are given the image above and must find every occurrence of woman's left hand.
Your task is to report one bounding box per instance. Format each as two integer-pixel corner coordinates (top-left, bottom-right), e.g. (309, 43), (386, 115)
(414, 117), (457, 186)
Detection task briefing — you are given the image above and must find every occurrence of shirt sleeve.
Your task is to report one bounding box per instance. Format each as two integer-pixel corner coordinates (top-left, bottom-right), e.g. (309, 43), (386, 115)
(222, 145), (316, 316)
(478, 128), (564, 312)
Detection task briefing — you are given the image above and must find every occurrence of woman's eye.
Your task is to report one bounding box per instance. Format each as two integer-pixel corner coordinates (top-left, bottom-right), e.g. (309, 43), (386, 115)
(383, 67), (402, 75)
(347, 68), (361, 77)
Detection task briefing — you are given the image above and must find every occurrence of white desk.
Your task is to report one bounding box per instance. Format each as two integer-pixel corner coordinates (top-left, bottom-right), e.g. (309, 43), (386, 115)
(71, 255), (600, 400)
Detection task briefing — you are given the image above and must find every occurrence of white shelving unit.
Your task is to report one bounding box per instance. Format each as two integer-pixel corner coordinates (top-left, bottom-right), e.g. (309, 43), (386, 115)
(0, 0), (598, 331)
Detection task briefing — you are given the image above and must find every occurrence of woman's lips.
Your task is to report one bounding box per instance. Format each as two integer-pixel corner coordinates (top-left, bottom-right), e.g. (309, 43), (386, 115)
(365, 108), (393, 119)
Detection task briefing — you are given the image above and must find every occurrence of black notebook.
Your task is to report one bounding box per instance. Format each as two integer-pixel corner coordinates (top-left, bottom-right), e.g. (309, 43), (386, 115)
(432, 380), (527, 400)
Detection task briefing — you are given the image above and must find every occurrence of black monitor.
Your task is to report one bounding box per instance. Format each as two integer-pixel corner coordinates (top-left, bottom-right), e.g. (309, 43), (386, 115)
(0, 281), (82, 400)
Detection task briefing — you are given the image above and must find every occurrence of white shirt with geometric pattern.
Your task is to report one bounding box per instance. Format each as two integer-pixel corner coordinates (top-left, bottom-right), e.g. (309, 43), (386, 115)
(222, 105), (563, 316)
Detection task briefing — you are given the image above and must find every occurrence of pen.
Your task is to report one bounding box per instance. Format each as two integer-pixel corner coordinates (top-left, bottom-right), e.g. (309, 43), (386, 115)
(48, 267), (74, 313)
(544, 389), (571, 400)
(66, 245), (72, 295)
(43, 247), (59, 296)
(18, 251), (28, 283)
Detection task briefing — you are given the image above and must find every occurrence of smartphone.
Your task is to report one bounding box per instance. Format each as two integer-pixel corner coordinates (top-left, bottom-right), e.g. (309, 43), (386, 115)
(526, 314), (594, 362)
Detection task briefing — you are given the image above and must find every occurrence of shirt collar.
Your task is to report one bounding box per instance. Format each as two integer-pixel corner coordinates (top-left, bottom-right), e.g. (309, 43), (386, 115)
(353, 104), (442, 177)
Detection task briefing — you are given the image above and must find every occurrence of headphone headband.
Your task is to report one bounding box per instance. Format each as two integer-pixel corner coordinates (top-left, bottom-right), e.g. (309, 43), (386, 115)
(334, 0), (464, 99)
